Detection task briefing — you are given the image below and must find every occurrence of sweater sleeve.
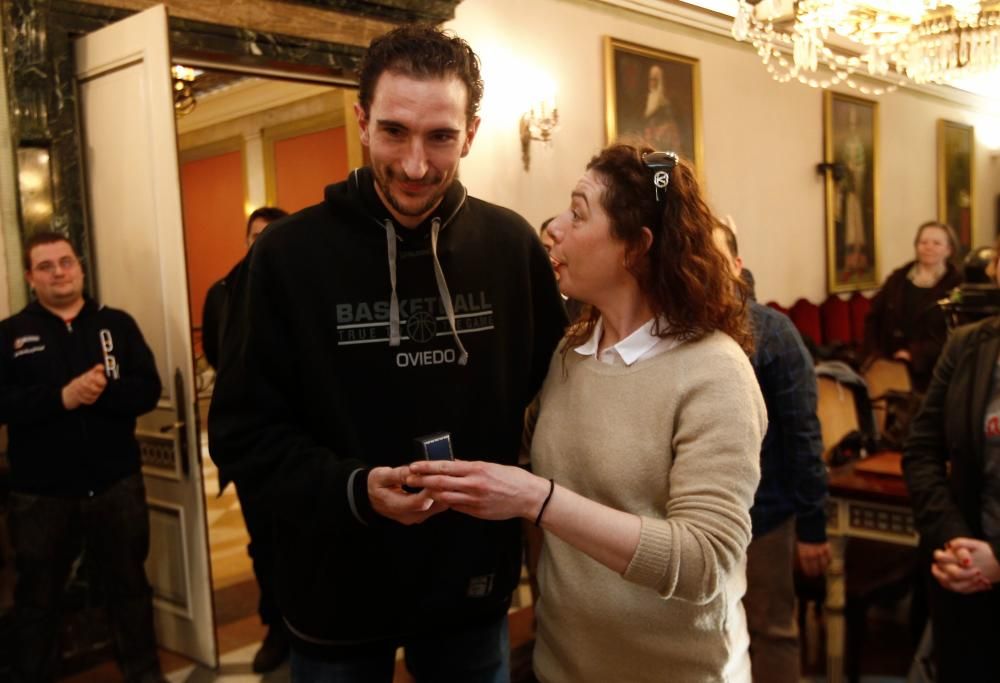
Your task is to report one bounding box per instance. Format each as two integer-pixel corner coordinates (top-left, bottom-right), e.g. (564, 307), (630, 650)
(902, 325), (973, 549)
(862, 275), (891, 362)
(767, 314), (827, 542)
(623, 340), (766, 603)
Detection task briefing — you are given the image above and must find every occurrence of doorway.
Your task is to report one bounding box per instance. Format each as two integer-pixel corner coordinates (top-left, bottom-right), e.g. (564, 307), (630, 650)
(57, 68), (359, 679)
(176, 66), (358, 670)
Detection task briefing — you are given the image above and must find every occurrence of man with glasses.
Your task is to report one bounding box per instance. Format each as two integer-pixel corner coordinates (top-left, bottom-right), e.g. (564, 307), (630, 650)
(0, 231), (165, 682)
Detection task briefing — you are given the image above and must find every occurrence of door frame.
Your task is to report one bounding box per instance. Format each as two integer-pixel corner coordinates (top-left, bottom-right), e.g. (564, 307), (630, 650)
(5, 0), (422, 308)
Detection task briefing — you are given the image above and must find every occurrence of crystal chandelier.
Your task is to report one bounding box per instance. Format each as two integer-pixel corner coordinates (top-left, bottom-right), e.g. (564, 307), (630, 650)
(732, 0), (1000, 93)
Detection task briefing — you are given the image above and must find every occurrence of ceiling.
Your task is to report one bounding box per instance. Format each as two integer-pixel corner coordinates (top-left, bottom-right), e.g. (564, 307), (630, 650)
(674, 0), (1000, 100)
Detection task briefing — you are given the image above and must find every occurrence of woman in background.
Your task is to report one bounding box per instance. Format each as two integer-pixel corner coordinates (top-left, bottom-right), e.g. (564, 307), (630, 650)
(903, 238), (1000, 681)
(863, 220), (962, 392)
(408, 144), (766, 682)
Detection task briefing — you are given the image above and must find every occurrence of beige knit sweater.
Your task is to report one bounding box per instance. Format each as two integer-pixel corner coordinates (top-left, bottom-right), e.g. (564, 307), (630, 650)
(531, 331), (766, 683)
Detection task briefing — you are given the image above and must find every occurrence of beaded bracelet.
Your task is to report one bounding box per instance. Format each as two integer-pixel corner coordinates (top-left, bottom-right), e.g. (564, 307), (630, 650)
(534, 478), (555, 527)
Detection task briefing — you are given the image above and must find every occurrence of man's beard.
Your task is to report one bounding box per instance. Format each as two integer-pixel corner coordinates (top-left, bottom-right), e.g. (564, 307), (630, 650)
(374, 165), (447, 219)
(644, 87), (668, 119)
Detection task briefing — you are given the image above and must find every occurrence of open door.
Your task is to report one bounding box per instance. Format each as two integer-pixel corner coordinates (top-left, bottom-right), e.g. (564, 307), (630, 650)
(73, 5), (217, 667)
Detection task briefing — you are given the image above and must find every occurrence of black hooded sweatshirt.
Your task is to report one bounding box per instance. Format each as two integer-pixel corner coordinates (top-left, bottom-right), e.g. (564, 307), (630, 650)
(0, 299), (161, 496)
(208, 168), (566, 654)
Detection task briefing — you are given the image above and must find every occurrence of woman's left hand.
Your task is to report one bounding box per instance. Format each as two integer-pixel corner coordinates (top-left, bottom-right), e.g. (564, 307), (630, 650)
(406, 459), (549, 522)
(946, 537), (1000, 586)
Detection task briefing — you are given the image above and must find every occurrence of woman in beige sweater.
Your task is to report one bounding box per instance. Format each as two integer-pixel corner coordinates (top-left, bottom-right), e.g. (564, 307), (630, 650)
(408, 145), (766, 682)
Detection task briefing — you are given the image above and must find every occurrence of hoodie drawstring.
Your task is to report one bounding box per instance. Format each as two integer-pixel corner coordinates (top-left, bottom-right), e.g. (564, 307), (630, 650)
(431, 218), (468, 366)
(383, 220), (401, 347)
(383, 217), (469, 366)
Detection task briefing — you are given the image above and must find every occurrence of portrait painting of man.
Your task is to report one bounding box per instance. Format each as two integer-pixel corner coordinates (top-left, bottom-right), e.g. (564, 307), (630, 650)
(824, 91), (879, 293)
(604, 37), (702, 170)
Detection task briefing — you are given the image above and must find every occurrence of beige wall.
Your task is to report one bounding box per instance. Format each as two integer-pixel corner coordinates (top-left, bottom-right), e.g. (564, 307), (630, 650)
(447, 0), (1000, 306)
(2, 0), (998, 310)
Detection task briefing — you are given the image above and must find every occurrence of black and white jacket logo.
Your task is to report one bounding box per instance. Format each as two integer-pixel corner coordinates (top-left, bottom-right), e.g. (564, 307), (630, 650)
(12, 335), (45, 358)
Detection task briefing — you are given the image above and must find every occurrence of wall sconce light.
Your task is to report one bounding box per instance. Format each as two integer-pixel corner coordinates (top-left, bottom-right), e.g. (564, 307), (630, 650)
(17, 145), (54, 234)
(171, 64), (199, 116)
(520, 101), (558, 171)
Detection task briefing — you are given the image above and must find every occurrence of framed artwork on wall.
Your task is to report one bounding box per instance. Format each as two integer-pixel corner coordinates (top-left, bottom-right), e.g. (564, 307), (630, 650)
(937, 120), (974, 256)
(823, 91), (879, 294)
(603, 37), (702, 171)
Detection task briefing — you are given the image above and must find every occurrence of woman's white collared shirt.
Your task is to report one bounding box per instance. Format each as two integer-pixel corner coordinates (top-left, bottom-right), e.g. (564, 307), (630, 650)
(573, 316), (680, 366)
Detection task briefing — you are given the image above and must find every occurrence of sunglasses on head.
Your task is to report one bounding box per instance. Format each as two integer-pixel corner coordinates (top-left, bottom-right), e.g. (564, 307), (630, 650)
(642, 151), (679, 203)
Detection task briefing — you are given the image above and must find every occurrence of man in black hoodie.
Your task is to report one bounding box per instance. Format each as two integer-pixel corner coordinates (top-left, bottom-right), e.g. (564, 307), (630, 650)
(0, 232), (164, 682)
(208, 25), (566, 682)
(202, 205), (291, 673)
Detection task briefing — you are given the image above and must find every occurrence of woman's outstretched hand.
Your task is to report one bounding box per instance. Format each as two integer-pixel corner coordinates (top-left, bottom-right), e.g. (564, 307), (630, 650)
(406, 459), (549, 522)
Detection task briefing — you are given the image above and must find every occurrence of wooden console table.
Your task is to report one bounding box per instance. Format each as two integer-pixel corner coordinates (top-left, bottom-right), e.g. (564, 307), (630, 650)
(825, 451), (917, 683)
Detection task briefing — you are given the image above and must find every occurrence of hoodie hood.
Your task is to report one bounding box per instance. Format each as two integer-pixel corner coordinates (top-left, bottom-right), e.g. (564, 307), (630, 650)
(324, 167), (470, 364)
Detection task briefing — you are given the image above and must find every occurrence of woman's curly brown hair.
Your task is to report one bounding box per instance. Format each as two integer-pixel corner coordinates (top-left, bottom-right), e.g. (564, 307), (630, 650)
(562, 144), (752, 355)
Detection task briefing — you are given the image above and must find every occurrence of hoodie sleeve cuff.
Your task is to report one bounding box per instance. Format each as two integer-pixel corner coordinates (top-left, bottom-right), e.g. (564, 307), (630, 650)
(348, 467), (378, 527)
(51, 387), (68, 414)
(795, 511), (828, 543)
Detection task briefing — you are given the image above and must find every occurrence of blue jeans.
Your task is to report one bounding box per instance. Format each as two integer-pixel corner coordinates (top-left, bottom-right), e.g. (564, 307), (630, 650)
(290, 614), (510, 683)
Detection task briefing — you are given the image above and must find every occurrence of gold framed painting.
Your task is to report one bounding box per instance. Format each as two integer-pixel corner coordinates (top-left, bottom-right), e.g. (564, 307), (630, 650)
(937, 120), (974, 256)
(823, 91), (879, 293)
(603, 37), (703, 171)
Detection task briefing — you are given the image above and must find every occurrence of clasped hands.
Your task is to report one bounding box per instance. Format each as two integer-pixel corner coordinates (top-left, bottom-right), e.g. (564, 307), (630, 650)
(61, 364), (107, 410)
(367, 459), (547, 526)
(932, 537), (1000, 594)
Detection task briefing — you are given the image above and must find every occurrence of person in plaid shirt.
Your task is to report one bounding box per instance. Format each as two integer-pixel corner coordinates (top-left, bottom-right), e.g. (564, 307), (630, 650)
(714, 221), (830, 683)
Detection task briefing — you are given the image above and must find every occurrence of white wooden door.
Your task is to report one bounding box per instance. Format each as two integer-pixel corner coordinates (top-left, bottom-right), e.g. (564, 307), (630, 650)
(74, 5), (217, 667)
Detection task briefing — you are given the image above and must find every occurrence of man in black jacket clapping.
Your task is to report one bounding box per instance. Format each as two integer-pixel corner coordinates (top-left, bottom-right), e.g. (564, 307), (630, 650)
(0, 231), (163, 683)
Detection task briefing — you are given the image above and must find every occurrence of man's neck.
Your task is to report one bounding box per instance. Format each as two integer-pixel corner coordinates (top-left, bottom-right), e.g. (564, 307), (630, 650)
(40, 296), (85, 321)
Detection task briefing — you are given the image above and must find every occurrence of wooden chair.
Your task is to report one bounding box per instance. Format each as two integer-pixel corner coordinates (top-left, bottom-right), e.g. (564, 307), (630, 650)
(817, 376), (861, 460)
(816, 371), (919, 683)
(863, 358), (912, 433)
(798, 376), (862, 669)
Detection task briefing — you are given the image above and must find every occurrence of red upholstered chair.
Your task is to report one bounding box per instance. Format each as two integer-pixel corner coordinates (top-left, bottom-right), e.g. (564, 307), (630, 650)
(848, 292), (872, 346)
(820, 295), (852, 346)
(765, 300), (790, 317)
(788, 298), (822, 347)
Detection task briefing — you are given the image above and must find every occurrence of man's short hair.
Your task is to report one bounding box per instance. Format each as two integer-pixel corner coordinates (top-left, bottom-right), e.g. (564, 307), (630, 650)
(714, 220), (739, 258)
(23, 231), (76, 271)
(246, 207), (288, 237)
(358, 25), (484, 125)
